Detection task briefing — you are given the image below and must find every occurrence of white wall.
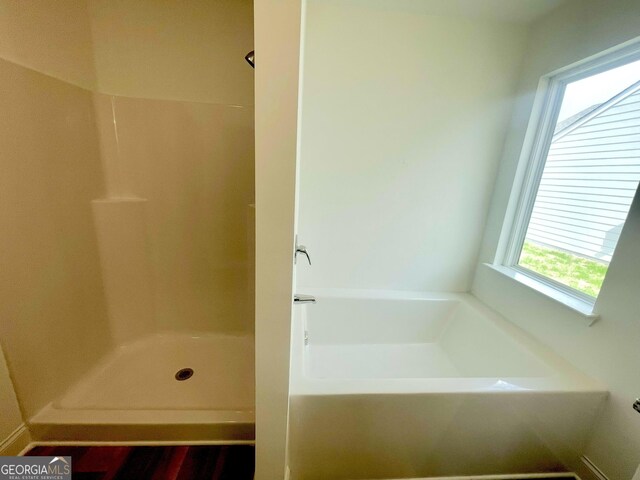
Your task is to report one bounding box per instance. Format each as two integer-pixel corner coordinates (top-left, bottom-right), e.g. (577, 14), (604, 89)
(254, 0), (303, 477)
(0, 0), (96, 89)
(88, 0), (254, 105)
(296, 0), (528, 291)
(473, 1), (640, 478)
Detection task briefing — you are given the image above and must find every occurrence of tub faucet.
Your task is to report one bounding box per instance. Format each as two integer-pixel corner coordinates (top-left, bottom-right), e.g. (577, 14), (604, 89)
(295, 245), (311, 265)
(294, 236), (311, 265)
(294, 294), (316, 304)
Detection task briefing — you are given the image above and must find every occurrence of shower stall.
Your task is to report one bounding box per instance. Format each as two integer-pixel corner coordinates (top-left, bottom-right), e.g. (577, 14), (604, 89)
(0, 0), (256, 444)
(30, 71), (256, 442)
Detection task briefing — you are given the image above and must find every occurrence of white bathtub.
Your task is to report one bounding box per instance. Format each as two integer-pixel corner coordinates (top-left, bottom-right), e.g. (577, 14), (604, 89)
(289, 291), (606, 480)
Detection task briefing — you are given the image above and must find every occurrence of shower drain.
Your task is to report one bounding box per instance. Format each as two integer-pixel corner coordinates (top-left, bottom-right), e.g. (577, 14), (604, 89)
(175, 368), (194, 381)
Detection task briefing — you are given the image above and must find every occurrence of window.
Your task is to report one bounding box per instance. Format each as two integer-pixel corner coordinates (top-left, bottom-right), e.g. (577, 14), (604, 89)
(497, 40), (640, 316)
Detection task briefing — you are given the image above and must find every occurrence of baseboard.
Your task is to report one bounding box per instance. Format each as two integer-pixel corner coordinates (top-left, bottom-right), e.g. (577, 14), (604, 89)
(574, 456), (609, 480)
(0, 424), (32, 456)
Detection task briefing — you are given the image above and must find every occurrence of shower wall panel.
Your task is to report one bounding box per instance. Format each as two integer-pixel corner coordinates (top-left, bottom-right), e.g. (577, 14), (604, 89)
(93, 94), (255, 334)
(92, 198), (156, 344)
(0, 58), (112, 418)
(86, 0), (256, 336)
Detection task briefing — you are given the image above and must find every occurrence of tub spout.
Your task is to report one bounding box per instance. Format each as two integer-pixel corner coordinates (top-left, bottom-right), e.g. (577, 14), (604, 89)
(294, 294), (316, 304)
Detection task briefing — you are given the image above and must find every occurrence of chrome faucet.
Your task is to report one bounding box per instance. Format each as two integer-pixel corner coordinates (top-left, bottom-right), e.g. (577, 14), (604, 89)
(294, 294), (316, 304)
(293, 237), (315, 304)
(294, 235), (311, 265)
(295, 245), (311, 265)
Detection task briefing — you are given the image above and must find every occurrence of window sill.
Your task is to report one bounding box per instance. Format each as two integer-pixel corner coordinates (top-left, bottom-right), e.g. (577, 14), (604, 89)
(484, 264), (600, 325)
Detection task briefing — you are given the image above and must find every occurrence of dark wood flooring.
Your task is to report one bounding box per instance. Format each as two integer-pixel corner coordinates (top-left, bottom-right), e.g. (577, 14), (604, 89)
(26, 445), (254, 480)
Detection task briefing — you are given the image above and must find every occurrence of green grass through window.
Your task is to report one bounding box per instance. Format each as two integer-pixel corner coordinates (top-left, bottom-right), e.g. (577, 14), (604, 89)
(518, 241), (608, 298)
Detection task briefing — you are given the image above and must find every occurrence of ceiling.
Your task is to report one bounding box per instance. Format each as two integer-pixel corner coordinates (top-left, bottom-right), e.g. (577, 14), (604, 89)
(323, 0), (568, 24)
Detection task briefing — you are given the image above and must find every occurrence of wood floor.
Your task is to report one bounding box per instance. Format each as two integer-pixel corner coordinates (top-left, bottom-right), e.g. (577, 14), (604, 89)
(25, 445), (254, 480)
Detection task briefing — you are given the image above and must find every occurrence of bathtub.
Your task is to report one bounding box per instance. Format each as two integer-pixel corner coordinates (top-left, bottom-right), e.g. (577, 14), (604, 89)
(289, 291), (606, 480)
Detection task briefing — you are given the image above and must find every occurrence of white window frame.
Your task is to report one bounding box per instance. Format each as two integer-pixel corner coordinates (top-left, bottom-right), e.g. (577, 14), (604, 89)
(493, 36), (640, 320)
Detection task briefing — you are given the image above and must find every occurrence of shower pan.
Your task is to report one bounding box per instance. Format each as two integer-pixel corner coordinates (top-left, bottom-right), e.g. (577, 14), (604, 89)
(30, 334), (254, 442)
